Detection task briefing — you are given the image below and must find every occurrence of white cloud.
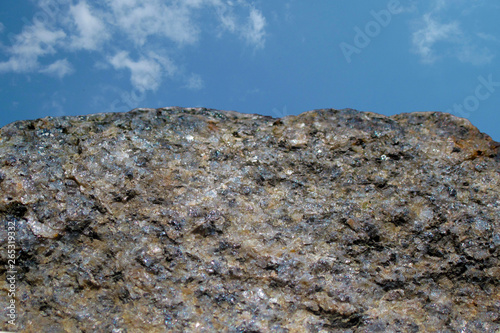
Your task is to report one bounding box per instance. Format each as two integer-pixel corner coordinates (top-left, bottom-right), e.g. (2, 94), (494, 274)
(69, 1), (110, 50)
(396, 1), (419, 14)
(242, 8), (266, 48)
(412, 14), (461, 63)
(107, 0), (201, 46)
(411, 2), (495, 65)
(0, 0), (267, 90)
(432, 0), (448, 12)
(0, 21), (66, 73)
(101, 0), (267, 88)
(456, 44), (494, 66)
(214, 4), (266, 48)
(0, 22), (4, 34)
(216, 6), (237, 33)
(183, 73), (204, 90)
(109, 51), (175, 92)
(476, 32), (498, 42)
(39, 58), (74, 78)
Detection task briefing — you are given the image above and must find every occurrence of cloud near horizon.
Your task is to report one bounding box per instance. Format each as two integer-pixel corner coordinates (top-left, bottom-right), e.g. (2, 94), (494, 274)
(0, 0), (267, 91)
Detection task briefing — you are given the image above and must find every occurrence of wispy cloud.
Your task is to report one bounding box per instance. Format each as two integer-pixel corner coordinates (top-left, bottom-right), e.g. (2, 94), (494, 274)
(0, 22), (4, 34)
(216, 5), (237, 33)
(109, 51), (173, 92)
(411, 2), (495, 65)
(476, 32), (499, 42)
(0, 0), (267, 91)
(39, 58), (74, 78)
(456, 43), (494, 66)
(213, 3), (266, 49)
(243, 7), (266, 48)
(0, 21), (66, 73)
(183, 73), (204, 90)
(411, 14), (461, 63)
(68, 1), (110, 51)
(106, 0), (202, 46)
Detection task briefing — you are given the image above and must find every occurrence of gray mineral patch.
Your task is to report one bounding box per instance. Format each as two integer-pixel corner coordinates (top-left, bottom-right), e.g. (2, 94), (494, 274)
(1, 107), (499, 332)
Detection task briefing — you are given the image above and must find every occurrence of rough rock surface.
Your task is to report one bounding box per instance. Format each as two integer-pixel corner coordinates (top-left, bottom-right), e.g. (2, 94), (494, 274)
(1, 107), (499, 332)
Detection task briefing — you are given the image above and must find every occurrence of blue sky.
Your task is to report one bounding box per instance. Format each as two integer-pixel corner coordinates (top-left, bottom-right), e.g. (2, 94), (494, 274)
(1, 0), (499, 140)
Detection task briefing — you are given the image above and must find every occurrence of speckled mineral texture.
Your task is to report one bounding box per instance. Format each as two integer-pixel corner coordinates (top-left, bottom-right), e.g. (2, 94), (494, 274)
(1, 107), (499, 332)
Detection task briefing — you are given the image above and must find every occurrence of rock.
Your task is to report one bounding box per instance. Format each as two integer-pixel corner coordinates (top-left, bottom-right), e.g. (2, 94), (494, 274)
(0, 107), (499, 332)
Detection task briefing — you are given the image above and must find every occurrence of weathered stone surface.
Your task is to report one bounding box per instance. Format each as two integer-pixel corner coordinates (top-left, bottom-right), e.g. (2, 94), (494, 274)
(1, 107), (499, 332)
